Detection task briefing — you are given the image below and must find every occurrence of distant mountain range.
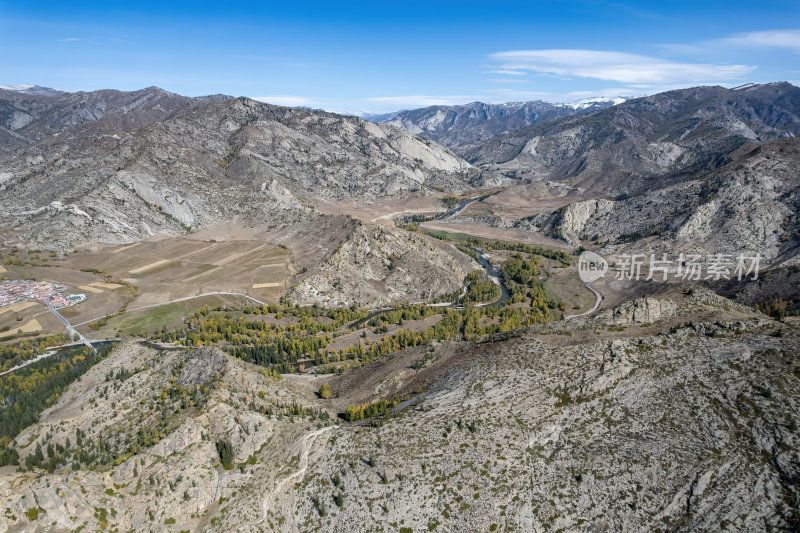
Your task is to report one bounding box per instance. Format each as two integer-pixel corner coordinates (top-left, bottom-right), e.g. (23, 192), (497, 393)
(467, 82), (800, 195)
(2, 81), (800, 284)
(0, 86), (231, 152)
(0, 84), (66, 96)
(364, 98), (627, 155)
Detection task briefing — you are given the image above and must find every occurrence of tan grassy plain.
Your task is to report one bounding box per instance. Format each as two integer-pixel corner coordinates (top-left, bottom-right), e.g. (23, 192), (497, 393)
(0, 301), (37, 315)
(315, 195), (445, 225)
(420, 221), (570, 248)
(16, 318), (41, 333)
(467, 182), (585, 219)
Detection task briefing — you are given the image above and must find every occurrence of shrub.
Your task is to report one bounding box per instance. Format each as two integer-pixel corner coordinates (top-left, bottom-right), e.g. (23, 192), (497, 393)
(318, 383), (333, 399)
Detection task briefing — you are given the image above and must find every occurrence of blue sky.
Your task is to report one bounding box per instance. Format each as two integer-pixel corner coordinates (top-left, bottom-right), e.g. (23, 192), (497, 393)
(1, 0), (799, 113)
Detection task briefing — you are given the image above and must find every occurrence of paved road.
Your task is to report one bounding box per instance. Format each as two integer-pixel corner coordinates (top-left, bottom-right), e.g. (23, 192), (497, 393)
(0, 302), (101, 376)
(45, 301), (96, 352)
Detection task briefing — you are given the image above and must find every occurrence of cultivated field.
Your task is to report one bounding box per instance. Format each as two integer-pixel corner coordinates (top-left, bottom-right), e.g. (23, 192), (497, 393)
(62, 237), (293, 306)
(0, 237), (294, 343)
(315, 195), (445, 225)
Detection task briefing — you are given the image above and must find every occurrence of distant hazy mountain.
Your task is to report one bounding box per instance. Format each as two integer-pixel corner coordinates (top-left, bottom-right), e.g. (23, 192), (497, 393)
(365, 98), (625, 155)
(0, 84), (66, 96)
(0, 86), (232, 152)
(467, 82), (800, 196)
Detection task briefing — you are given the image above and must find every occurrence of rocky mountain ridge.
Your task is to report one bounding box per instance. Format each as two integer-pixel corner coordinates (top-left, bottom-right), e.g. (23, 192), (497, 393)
(0, 94), (492, 250)
(0, 86), (232, 153)
(467, 82), (800, 196)
(368, 98), (622, 155)
(530, 137), (800, 264)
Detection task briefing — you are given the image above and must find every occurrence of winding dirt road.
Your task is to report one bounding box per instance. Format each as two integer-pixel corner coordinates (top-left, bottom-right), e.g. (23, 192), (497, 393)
(564, 283), (603, 320)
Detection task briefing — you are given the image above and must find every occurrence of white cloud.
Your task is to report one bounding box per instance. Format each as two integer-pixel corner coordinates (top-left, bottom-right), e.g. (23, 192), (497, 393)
(252, 95), (319, 107)
(487, 49), (755, 85)
(661, 29), (800, 56)
(716, 29), (800, 51)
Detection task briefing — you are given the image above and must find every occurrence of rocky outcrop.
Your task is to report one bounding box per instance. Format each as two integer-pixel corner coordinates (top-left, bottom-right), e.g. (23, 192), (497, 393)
(545, 198), (615, 245)
(290, 223), (479, 307)
(596, 295), (678, 325)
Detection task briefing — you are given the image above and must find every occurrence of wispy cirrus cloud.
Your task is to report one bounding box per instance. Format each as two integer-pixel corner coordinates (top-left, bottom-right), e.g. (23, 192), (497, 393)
(58, 37), (90, 42)
(713, 29), (800, 51)
(661, 29), (800, 56)
(487, 69), (526, 76)
(485, 78), (529, 84)
(487, 49), (755, 85)
(368, 95), (478, 108)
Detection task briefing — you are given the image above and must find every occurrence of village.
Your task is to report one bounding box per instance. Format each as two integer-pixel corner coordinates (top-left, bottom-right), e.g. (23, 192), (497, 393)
(0, 279), (86, 309)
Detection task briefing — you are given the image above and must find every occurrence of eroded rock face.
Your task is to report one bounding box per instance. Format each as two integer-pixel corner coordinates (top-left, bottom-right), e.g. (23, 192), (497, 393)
(596, 295), (678, 325)
(528, 137), (800, 266)
(546, 199), (615, 245)
(290, 222), (479, 307)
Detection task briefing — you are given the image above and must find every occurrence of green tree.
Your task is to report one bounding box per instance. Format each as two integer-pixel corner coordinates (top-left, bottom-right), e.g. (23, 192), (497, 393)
(216, 439), (234, 468)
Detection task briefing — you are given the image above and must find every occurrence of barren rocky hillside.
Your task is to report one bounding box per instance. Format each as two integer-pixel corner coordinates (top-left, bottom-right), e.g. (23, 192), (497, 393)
(293, 293), (799, 532)
(530, 137), (800, 263)
(0, 94), (491, 250)
(290, 222), (479, 307)
(3, 290), (798, 532)
(468, 82), (800, 196)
